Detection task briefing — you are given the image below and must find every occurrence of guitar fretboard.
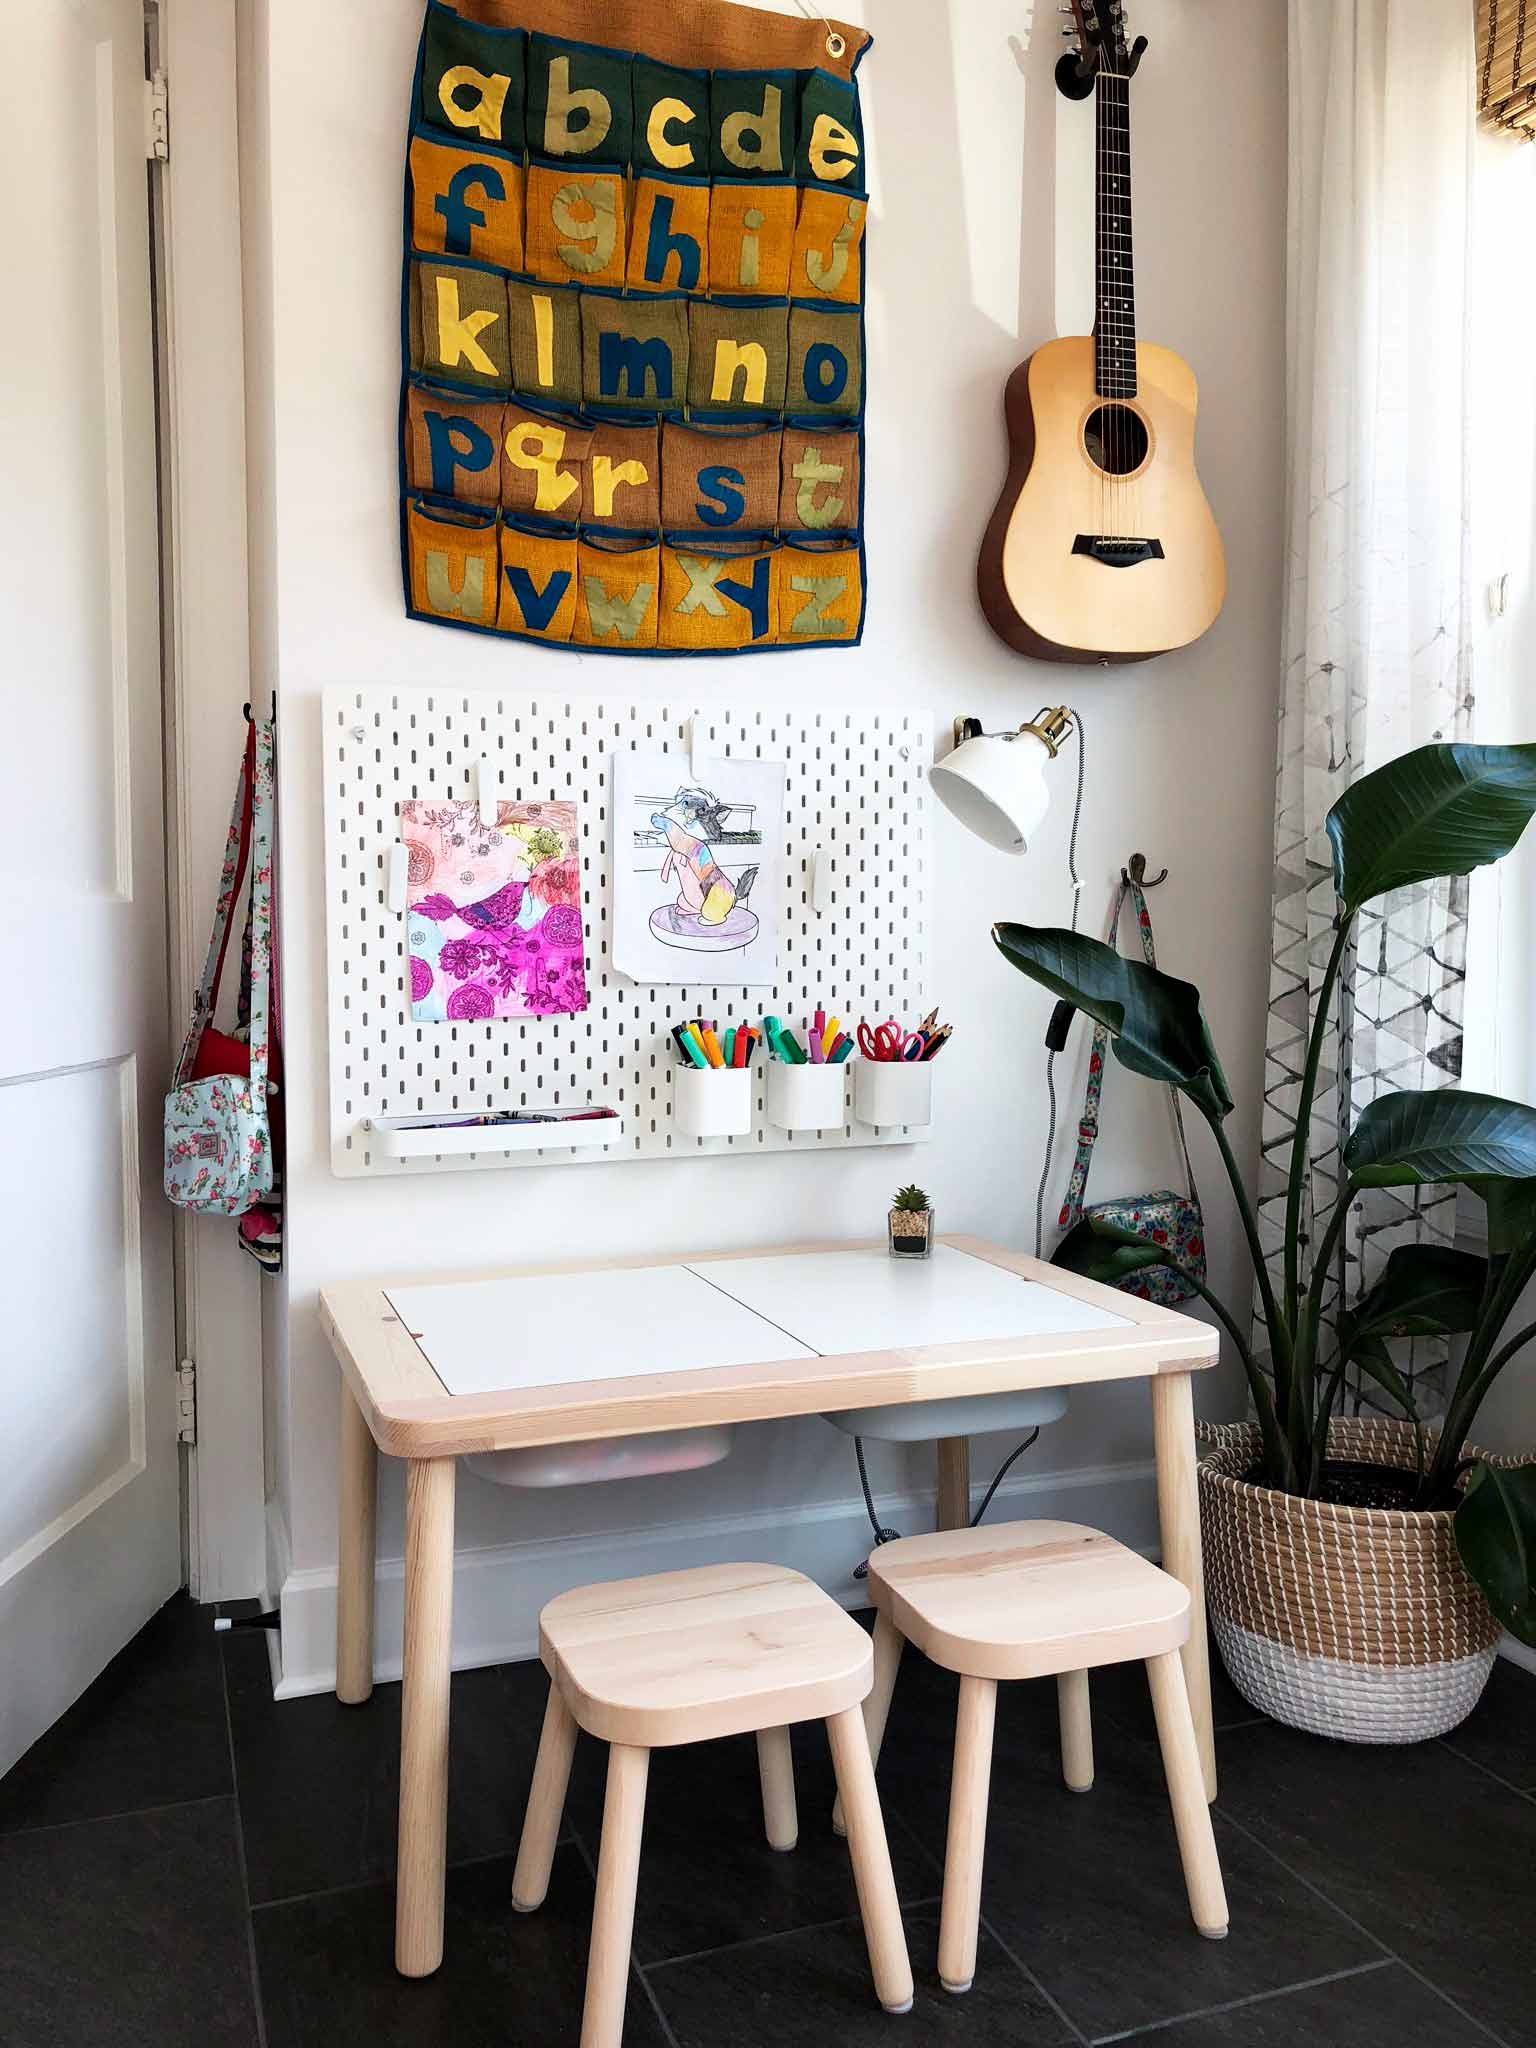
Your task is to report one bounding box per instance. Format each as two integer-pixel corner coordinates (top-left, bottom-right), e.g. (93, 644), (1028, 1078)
(1095, 70), (1137, 399)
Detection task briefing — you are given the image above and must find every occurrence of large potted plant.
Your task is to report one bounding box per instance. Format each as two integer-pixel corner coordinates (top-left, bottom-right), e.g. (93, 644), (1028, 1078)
(995, 742), (1536, 1741)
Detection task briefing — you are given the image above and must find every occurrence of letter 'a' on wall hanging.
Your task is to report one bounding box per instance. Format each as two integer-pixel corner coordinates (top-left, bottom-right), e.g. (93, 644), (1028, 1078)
(398, 0), (870, 657)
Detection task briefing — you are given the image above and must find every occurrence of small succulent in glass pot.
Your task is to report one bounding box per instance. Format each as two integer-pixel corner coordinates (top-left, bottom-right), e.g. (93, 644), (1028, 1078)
(889, 1184), (934, 1259)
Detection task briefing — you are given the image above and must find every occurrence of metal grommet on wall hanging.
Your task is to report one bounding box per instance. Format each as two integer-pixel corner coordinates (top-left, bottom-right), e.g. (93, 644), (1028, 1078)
(792, 0), (847, 61)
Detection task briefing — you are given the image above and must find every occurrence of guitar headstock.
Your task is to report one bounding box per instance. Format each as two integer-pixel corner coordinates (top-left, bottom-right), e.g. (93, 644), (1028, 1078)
(1056, 1), (1147, 96)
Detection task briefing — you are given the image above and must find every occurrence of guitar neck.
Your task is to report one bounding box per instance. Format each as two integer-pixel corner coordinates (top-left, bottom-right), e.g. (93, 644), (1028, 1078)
(1094, 69), (1137, 399)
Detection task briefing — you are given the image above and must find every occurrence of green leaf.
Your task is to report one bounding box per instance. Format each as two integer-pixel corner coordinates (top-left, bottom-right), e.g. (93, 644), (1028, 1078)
(1343, 1090), (1536, 1188)
(1051, 1215), (1176, 1287)
(1455, 1462), (1536, 1647)
(1348, 1336), (1420, 1418)
(1341, 1244), (1489, 1349)
(992, 925), (1233, 1121)
(1326, 742), (1536, 918)
(1468, 1177), (1536, 1259)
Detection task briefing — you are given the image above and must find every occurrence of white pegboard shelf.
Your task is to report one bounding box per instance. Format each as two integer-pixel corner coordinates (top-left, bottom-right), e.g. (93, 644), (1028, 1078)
(361, 1112), (625, 1160)
(322, 686), (932, 1176)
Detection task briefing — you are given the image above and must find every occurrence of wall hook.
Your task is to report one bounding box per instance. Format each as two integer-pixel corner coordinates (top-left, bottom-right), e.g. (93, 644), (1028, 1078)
(1123, 851), (1168, 888)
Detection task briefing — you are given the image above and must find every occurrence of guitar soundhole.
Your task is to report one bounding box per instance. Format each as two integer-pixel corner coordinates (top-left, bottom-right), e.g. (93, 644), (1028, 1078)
(1084, 404), (1149, 477)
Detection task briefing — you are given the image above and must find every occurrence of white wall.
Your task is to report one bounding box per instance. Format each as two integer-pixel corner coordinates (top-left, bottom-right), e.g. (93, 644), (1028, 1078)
(238, 0), (1287, 1689)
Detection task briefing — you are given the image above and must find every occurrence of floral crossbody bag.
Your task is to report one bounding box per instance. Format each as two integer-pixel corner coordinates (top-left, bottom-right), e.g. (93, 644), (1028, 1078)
(164, 718), (276, 1216)
(1058, 872), (1206, 1305)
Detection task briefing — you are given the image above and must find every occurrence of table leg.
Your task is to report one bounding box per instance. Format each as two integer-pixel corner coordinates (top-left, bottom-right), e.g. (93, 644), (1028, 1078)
(396, 1455), (456, 1977)
(936, 1437), (971, 1531)
(1150, 1371), (1216, 1802)
(336, 1379), (378, 1706)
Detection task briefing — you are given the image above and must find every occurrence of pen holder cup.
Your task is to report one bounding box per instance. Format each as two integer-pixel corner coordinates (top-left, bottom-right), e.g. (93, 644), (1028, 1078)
(672, 1063), (753, 1139)
(854, 1058), (933, 1129)
(767, 1060), (848, 1132)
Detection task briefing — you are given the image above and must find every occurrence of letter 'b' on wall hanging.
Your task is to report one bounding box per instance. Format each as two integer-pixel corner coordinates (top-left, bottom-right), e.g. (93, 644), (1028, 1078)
(400, 0), (870, 657)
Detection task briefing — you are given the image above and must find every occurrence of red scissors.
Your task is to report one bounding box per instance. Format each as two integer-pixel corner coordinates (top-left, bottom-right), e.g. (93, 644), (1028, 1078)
(858, 1018), (925, 1062)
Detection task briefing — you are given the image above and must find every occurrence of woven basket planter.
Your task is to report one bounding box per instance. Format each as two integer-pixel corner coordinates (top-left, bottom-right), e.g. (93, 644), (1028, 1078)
(1198, 1417), (1503, 1744)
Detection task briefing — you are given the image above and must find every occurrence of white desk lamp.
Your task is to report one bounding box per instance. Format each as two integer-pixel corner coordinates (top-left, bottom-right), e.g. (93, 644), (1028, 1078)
(929, 706), (1076, 853)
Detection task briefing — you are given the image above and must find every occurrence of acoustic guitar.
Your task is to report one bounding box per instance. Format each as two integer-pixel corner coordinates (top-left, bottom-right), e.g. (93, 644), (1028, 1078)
(977, 0), (1225, 665)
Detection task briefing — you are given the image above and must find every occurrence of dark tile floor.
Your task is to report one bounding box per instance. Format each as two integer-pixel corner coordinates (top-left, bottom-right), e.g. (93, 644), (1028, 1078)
(2, 1595), (1532, 2047)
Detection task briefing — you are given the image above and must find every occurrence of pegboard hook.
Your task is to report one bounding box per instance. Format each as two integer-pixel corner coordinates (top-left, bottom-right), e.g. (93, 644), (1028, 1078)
(687, 711), (704, 782)
(476, 755), (501, 829)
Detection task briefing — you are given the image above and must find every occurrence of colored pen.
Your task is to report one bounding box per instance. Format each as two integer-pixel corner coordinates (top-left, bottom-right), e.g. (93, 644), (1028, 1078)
(809, 1017), (825, 1063)
(684, 1022), (710, 1065)
(821, 1015), (841, 1058)
(701, 1027), (725, 1069)
(829, 1037), (855, 1063)
(673, 1023), (707, 1069)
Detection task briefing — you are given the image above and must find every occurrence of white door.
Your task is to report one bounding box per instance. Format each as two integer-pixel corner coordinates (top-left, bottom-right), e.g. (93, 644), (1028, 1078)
(0, 0), (180, 1776)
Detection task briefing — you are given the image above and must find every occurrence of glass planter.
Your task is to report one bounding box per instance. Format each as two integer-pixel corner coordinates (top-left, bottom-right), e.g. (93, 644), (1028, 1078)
(888, 1205), (934, 1259)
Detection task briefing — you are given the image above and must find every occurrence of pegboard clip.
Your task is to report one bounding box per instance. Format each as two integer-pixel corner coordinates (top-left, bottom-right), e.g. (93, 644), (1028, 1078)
(811, 847), (834, 914)
(385, 841), (410, 914)
(475, 755), (501, 828)
(687, 711), (704, 782)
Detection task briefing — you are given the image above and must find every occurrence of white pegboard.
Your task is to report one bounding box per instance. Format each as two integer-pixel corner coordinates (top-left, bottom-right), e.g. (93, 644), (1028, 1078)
(323, 686), (932, 1175)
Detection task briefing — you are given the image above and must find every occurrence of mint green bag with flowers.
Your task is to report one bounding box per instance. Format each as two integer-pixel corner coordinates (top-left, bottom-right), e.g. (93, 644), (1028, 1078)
(163, 718), (275, 1215)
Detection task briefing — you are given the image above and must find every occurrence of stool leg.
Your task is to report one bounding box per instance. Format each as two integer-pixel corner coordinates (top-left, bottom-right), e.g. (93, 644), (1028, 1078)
(833, 1610), (905, 1837)
(1057, 1668), (1094, 1793)
(581, 1743), (650, 2048)
(1146, 1652), (1229, 1939)
(512, 1685), (578, 1912)
(826, 1707), (914, 2015)
(757, 1727), (798, 1852)
(938, 1674), (996, 1994)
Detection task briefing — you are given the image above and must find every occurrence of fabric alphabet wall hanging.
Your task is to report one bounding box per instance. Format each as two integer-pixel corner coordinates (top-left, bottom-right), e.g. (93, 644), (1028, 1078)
(399, 0), (870, 656)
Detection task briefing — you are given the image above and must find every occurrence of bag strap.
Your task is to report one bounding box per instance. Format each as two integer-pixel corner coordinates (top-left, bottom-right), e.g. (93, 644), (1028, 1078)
(172, 724), (256, 1087)
(243, 719), (276, 1097)
(1058, 873), (1199, 1232)
(1125, 874), (1200, 1204)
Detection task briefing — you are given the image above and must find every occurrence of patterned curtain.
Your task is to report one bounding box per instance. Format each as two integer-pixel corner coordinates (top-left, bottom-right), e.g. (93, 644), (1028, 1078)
(1259, 0), (1478, 1407)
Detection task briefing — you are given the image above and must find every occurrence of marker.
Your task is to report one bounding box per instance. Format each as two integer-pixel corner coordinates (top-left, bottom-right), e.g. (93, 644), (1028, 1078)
(829, 1036), (855, 1064)
(821, 1015), (841, 1058)
(684, 1022), (710, 1066)
(701, 1027), (725, 1069)
(809, 1016), (825, 1064)
(673, 1024), (708, 1069)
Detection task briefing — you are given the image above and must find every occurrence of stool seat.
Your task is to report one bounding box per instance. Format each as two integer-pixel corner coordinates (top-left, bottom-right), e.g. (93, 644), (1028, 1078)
(540, 1562), (874, 1748)
(868, 1519), (1190, 1682)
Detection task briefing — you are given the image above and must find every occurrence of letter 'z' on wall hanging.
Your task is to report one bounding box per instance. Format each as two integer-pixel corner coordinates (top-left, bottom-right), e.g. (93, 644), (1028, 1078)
(399, 0), (871, 657)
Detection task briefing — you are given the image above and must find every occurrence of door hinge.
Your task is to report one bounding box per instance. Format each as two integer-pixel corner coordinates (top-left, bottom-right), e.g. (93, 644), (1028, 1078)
(177, 1359), (198, 1446)
(144, 70), (170, 162)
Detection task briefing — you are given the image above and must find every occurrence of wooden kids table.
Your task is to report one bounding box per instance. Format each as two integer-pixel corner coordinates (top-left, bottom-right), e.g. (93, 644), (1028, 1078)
(321, 1235), (1219, 1977)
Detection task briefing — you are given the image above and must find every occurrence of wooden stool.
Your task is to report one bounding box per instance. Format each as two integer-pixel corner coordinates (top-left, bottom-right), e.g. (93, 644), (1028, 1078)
(513, 1561), (914, 2046)
(862, 1520), (1228, 1995)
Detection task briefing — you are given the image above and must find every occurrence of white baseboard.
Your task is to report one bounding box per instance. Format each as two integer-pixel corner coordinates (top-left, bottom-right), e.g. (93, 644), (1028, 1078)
(271, 1459), (1159, 1699)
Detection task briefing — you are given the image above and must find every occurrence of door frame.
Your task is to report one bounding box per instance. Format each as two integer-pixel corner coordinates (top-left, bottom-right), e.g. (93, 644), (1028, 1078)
(153, 0), (268, 1602)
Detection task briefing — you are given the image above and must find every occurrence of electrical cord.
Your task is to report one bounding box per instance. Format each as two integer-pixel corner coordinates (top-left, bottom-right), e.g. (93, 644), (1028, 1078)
(970, 1428), (1041, 1525)
(852, 1434), (904, 1578)
(1034, 706), (1088, 1263)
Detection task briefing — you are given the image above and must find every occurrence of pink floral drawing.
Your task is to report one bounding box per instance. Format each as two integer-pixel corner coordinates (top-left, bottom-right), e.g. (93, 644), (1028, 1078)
(399, 798), (587, 1023)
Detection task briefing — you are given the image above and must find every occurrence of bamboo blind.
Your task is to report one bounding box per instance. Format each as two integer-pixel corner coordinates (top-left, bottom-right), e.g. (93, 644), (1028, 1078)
(1478, 1), (1536, 138)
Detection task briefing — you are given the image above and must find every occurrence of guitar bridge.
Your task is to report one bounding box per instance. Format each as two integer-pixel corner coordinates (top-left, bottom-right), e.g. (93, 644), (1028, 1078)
(1072, 535), (1166, 568)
